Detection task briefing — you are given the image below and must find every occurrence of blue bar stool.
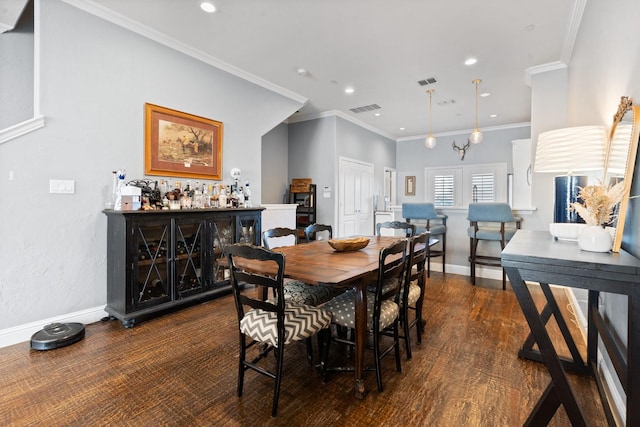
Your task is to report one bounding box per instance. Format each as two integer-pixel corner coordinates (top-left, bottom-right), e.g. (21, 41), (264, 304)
(467, 203), (521, 290)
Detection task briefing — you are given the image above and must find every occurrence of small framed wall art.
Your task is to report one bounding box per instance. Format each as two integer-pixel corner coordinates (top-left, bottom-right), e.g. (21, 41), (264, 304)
(144, 103), (223, 180)
(405, 175), (416, 196)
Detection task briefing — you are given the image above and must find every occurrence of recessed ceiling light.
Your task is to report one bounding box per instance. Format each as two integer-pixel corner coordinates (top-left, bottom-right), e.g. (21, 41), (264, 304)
(200, 2), (216, 13)
(373, 113), (381, 117)
(400, 127), (405, 131)
(296, 68), (308, 76)
(480, 92), (490, 97)
(345, 87), (355, 94)
(489, 114), (499, 118)
(465, 58), (477, 66)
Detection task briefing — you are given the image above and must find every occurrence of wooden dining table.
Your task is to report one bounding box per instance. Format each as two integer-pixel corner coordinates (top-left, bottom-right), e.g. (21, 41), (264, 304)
(276, 235), (400, 398)
(245, 235), (437, 398)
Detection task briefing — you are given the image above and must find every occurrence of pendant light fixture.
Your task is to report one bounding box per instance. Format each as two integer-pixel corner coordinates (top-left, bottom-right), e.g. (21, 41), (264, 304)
(469, 79), (483, 144)
(424, 89), (436, 149)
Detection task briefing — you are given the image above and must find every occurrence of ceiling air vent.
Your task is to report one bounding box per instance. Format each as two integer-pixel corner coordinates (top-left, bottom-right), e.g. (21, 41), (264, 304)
(349, 104), (381, 114)
(417, 77), (438, 86)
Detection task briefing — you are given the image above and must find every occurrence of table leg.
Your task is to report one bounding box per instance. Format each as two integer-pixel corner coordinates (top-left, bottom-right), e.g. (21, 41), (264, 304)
(518, 283), (588, 374)
(354, 281), (367, 399)
(505, 267), (587, 426)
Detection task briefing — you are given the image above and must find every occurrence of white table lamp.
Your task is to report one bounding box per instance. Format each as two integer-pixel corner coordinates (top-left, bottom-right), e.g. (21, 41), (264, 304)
(535, 125), (606, 223)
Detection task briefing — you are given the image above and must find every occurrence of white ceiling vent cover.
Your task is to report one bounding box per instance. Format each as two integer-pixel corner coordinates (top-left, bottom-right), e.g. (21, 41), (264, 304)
(349, 104), (381, 114)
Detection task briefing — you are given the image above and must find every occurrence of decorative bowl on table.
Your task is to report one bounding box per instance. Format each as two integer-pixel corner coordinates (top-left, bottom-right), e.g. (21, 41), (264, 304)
(328, 237), (370, 252)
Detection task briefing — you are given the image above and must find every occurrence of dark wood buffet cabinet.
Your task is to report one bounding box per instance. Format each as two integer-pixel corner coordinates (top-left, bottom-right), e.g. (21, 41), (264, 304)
(103, 207), (263, 327)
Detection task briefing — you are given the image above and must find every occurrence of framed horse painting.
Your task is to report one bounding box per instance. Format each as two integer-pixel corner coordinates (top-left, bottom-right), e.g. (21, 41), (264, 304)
(144, 103), (223, 180)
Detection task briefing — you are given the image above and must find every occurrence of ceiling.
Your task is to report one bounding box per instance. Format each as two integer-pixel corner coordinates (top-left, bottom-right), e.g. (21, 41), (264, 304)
(19, 0), (583, 140)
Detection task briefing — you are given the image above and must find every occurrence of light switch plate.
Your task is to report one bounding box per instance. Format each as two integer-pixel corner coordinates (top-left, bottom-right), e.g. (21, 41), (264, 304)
(50, 179), (75, 194)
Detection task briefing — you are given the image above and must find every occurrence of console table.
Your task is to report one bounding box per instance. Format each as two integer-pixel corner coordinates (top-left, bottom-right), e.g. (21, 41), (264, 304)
(502, 230), (640, 426)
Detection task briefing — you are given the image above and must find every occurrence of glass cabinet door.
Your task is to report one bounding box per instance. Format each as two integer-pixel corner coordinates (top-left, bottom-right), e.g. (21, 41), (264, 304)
(131, 219), (171, 310)
(236, 214), (261, 245)
(174, 217), (206, 298)
(209, 215), (235, 285)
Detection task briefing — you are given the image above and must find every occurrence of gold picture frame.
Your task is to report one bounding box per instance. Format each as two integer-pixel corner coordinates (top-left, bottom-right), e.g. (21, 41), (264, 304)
(405, 176), (416, 196)
(144, 103), (223, 180)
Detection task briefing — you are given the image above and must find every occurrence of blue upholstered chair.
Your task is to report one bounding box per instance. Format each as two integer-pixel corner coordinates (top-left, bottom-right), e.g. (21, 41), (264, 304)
(402, 203), (447, 277)
(466, 203), (521, 290)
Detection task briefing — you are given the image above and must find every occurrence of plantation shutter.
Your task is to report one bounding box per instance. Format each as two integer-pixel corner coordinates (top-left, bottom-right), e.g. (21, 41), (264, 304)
(434, 174), (454, 207)
(471, 173), (494, 203)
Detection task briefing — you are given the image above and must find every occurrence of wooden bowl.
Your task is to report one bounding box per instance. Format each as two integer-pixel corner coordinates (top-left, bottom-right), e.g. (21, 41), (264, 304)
(328, 237), (370, 252)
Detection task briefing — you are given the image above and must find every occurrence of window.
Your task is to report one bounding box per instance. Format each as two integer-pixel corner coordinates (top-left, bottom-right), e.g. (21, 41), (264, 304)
(433, 174), (455, 207)
(425, 163), (507, 208)
(471, 173), (494, 202)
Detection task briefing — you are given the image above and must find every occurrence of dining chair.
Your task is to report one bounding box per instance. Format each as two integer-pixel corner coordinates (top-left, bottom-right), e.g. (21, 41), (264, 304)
(262, 227), (340, 307)
(402, 203), (447, 277)
(398, 231), (429, 359)
(304, 223), (333, 242)
(376, 220), (416, 238)
(321, 239), (407, 392)
(226, 243), (332, 417)
(467, 203), (521, 290)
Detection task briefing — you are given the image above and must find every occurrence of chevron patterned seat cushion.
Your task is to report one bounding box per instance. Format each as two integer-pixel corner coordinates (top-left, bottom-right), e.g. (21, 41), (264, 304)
(239, 303), (331, 348)
(280, 279), (343, 306)
(322, 290), (399, 330)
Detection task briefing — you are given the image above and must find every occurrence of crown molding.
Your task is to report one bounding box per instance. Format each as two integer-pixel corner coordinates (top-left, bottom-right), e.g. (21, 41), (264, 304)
(561, 0), (588, 64)
(524, 61), (568, 87)
(61, 0), (307, 105)
(288, 110), (396, 141)
(396, 122), (531, 143)
(523, 0), (585, 87)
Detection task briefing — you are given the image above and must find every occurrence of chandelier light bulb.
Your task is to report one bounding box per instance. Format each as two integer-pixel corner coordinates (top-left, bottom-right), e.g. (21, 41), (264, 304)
(470, 129), (483, 144)
(470, 79), (483, 144)
(425, 135), (437, 148)
(425, 89), (436, 149)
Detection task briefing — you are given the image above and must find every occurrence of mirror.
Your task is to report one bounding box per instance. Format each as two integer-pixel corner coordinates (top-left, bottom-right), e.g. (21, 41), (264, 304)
(603, 96), (640, 252)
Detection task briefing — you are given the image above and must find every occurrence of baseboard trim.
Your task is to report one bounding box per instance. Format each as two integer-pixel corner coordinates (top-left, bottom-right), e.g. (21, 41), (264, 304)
(0, 306), (107, 349)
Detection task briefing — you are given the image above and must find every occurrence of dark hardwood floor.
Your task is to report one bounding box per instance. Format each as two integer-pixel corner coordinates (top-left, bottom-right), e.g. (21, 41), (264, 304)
(1, 273), (607, 426)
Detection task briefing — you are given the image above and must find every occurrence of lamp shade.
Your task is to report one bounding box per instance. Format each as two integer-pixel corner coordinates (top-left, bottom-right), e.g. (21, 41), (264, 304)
(534, 125), (606, 174)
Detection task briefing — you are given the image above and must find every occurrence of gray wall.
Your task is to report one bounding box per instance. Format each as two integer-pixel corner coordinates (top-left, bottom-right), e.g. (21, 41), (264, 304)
(288, 115), (396, 230)
(0, 0), (302, 329)
(261, 123), (289, 203)
(335, 117), (396, 207)
(288, 116), (337, 227)
(0, 0), (33, 129)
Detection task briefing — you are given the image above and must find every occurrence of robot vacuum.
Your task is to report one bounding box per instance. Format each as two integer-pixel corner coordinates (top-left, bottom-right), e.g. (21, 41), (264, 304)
(30, 322), (85, 351)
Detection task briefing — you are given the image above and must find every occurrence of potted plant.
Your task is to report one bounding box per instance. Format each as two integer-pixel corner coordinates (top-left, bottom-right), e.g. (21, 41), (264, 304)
(570, 181), (625, 252)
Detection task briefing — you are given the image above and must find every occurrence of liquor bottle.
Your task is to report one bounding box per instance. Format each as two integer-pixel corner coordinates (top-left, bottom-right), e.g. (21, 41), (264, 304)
(218, 185), (227, 208)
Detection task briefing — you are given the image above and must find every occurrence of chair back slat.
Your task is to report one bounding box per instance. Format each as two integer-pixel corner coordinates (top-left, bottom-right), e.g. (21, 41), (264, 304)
(304, 223), (333, 242)
(376, 221), (416, 238)
(263, 227), (298, 249)
(226, 243), (286, 315)
(373, 239), (407, 319)
(404, 232), (430, 300)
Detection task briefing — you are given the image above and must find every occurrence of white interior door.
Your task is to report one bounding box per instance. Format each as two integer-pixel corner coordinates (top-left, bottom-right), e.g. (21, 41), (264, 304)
(339, 158), (374, 237)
